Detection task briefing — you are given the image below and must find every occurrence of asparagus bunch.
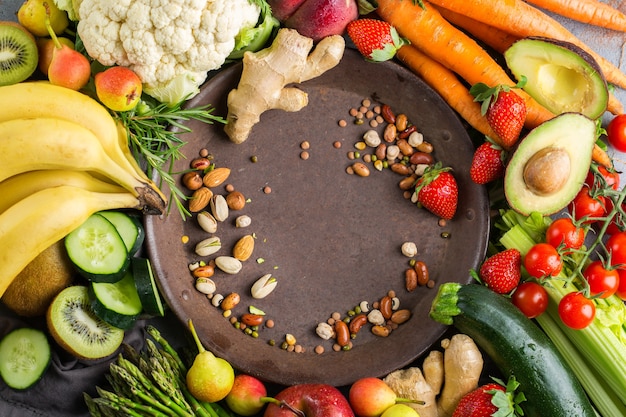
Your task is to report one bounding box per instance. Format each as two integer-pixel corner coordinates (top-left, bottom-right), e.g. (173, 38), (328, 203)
(84, 325), (236, 417)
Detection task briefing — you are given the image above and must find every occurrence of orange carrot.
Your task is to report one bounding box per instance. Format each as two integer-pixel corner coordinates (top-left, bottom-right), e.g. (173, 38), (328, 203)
(376, 0), (555, 131)
(396, 45), (502, 143)
(426, 0), (626, 89)
(435, 4), (625, 115)
(525, 0), (626, 32)
(592, 143), (613, 169)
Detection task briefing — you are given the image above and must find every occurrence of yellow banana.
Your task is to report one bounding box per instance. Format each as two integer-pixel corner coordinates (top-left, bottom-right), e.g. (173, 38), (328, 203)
(0, 170), (127, 214)
(0, 81), (152, 183)
(0, 117), (165, 214)
(0, 185), (143, 298)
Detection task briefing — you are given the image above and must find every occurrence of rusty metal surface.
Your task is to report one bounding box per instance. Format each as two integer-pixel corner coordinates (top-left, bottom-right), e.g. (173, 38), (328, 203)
(144, 49), (490, 386)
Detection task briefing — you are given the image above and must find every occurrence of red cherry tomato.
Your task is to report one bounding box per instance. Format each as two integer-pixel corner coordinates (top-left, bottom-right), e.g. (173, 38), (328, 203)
(616, 269), (626, 300)
(524, 243), (563, 279)
(607, 231), (626, 267)
(583, 261), (619, 298)
(511, 282), (548, 318)
(585, 165), (620, 191)
(568, 186), (606, 223)
(545, 217), (585, 253)
(558, 292), (596, 329)
(607, 114), (626, 153)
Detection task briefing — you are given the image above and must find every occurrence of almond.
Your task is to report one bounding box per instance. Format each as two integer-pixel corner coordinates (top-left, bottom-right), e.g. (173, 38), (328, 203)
(189, 187), (213, 212)
(233, 234), (254, 261)
(203, 167), (231, 188)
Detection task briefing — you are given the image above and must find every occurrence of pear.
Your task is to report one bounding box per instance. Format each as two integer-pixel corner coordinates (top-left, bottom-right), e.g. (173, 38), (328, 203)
(43, 4), (90, 90)
(186, 319), (235, 403)
(36, 36), (74, 76)
(18, 0), (68, 37)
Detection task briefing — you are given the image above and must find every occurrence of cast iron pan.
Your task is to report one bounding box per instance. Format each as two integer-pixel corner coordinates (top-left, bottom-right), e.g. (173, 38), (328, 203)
(144, 49), (490, 387)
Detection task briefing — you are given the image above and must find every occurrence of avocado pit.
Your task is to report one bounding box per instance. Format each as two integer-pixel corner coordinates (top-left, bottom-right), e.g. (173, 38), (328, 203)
(523, 146), (570, 196)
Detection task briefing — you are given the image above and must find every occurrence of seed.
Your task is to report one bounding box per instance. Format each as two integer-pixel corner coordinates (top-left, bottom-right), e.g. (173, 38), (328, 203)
(396, 139), (414, 156)
(359, 301), (370, 313)
(215, 256), (242, 274)
(417, 141), (434, 153)
(195, 236), (222, 257)
(197, 211), (218, 233)
(352, 162), (370, 177)
(399, 125), (418, 140)
(386, 145), (400, 161)
(390, 163), (411, 176)
(221, 292), (240, 310)
(251, 274), (277, 299)
(235, 215), (252, 228)
(354, 141), (367, 151)
(401, 241), (418, 257)
(241, 313), (264, 326)
(399, 175), (417, 191)
(285, 334), (297, 346)
(391, 309), (412, 324)
(409, 152), (435, 166)
(391, 297), (400, 310)
(348, 313), (368, 334)
(210, 194), (229, 222)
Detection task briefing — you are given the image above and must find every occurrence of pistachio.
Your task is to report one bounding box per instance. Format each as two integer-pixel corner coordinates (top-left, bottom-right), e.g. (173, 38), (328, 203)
(215, 256), (242, 274)
(221, 292), (241, 310)
(233, 234), (254, 261)
(251, 273), (277, 299)
(210, 194), (229, 222)
(235, 215), (252, 228)
(226, 191), (246, 210)
(195, 277), (216, 295)
(401, 241), (418, 257)
(195, 236), (222, 257)
(189, 187), (213, 213)
(197, 211), (218, 233)
(203, 167), (231, 188)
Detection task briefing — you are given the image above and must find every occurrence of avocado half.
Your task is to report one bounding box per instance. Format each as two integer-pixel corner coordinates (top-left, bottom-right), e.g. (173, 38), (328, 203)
(504, 113), (596, 216)
(504, 37), (608, 120)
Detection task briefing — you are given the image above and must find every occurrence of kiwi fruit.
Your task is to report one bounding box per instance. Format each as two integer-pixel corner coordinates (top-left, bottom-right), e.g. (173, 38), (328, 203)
(0, 21), (38, 86)
(1, 240), (75, 317)
(46, 285), (124, 360)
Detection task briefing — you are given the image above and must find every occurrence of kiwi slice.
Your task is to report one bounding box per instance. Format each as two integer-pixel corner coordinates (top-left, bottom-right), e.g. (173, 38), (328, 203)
(0, 21), (38, 86)
(46, 285), (124, 360)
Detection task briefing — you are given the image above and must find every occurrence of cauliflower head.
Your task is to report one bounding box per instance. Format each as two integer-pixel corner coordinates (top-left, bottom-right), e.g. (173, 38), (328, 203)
(77, 0), (261, 104)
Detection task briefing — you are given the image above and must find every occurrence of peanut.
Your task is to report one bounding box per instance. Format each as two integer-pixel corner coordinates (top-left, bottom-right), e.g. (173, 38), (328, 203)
(390, 163), (411, 176)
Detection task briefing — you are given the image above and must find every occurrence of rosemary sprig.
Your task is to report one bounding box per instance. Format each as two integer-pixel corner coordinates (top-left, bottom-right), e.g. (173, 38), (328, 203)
(117, 100), (226, 219)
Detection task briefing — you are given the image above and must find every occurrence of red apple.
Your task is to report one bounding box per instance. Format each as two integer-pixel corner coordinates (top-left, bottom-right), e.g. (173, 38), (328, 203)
(349, 377), (415, 417)
(95, 66), (143, 112)
(266, 0), (307, 21)
(263, 383), (354, 417)
(225, 374), (268, 416)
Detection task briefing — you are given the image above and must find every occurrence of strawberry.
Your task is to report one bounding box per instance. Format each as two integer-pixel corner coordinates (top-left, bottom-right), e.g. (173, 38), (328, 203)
(470, 141), (506, 184)
(470, 81), (527, 149)
(475, 248), (522, 294)
(414, 164), (458, 220)
(346, 19), (408, 62)
(453, 377), (524, 417)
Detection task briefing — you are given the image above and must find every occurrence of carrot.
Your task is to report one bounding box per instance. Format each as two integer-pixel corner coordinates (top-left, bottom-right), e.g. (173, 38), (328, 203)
(592, 143), (613, 169)
(426, 0), (626, 90)
(435, 4), (625, 115)
(525, 0), (626, 32)
(395, 45), (503, 143)
(375, 0), (555, 131)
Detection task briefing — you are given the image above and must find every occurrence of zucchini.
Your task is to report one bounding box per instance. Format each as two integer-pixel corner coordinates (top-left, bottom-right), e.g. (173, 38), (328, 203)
(90, 270), (143, 330)
(132, 257), (166, 317)
(65, 213), (130, 283)
(430, 283), (596, 417)
(98, 210), (145, 256)
(0, 327), (51, 390)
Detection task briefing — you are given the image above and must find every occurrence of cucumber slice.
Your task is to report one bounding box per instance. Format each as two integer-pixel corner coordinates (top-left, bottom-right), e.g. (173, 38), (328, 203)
(132, 257), (166, 317)
(98, 210), (145, 256)
(91, 270), (143, 330)
(0, 327), (51, 390)
(65, 213), (130, 283)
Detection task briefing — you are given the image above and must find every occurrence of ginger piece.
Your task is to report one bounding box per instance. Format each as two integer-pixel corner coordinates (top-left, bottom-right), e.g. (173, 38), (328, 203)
(384, 367), (438, 417)
(422, 349), (444, 396)
(224, 28), (346, 144)
(437, 334), (484, 417)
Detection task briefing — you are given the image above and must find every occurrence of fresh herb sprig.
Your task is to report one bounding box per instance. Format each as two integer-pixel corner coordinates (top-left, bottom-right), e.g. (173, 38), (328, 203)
(117, 100), (226, 219)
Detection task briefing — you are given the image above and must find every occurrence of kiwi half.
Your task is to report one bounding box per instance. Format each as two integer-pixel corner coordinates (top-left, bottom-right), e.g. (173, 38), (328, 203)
(0, 21), (38, 86)
(46, 285), (124, 360)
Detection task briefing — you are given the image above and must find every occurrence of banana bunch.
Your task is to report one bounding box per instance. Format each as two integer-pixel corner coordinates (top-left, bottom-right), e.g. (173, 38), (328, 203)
(0, 82), (168, 298)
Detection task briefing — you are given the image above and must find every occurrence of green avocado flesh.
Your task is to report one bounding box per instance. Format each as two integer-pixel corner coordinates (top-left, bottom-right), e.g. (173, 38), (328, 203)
(504, 113), (596, 216)
(505, 37), (608, 120)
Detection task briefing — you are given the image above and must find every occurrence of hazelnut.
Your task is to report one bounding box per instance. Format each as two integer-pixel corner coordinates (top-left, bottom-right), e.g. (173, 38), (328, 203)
(182, 171), (203, 190)
(226, 191), (246, 210)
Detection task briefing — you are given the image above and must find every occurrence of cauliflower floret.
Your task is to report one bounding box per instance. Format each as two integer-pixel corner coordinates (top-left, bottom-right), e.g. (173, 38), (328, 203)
(77, 0), (261, 103)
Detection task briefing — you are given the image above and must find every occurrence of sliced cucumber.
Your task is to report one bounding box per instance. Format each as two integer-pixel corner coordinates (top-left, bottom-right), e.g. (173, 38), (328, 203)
(98, 210), (145, 256)
(0, 327), (51, 390)
(132, 257), (166, 317)
(90, 270), (143, 330)
(65, 213), (130, 283)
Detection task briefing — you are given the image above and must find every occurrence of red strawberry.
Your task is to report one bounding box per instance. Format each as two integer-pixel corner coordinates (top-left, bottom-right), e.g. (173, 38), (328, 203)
(470, 82), (527, 149)
(453, 383), (510, 417)
(346, 19), (408, 62)
(415, 164), (458, 220)
(476, 249), (522, 294)
(470, 141), (506, 184)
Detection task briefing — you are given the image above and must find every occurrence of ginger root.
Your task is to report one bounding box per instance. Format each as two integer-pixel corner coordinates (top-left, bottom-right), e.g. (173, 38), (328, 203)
(383, 334), (483, 417)
(224, 28), (346, 144)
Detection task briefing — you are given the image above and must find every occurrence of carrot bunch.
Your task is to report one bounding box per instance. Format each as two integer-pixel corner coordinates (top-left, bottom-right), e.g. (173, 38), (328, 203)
(374, 0), (626, 152)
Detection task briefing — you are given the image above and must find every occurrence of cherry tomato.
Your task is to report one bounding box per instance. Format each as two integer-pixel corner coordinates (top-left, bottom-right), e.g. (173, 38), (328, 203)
(524, 243), (563, 278)
(545, 217), (585, 253)
(583, 261), (619, 298)
(616, 269), (626, 300)
(585, 165), (620, 191)
(511, 282), (548, 318)
(607, 231), (626, 267)
(568, 186), (607, 223)
(558, 292), (596, 329)
(606, 114), (626, 153)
